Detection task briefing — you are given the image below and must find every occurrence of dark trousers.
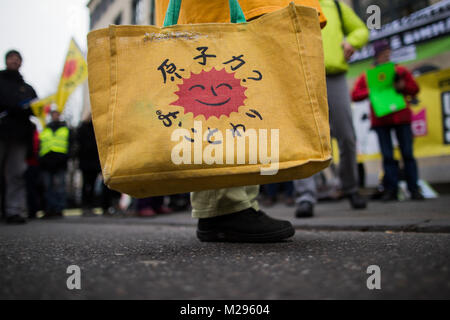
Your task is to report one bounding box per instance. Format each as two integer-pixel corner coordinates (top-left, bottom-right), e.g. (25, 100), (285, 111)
(374, 124), (419, 193)
(102, 183), (121, 212)
(265, 182), (294, 198)
(25, 165), (44, 218)
(137, 197), (164, 210)
(82, 170), (99, 209)
(0, 141), (27, 218)
(42, 169), (66, 214)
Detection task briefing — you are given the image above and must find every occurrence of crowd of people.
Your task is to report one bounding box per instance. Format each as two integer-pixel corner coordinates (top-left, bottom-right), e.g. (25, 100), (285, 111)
(1, 0), (425, 243)
(0, 49), (190, 224)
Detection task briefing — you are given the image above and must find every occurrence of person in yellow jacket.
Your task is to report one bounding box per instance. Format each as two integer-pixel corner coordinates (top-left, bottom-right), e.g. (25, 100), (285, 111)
(39, 107), (72, 219)
(156, 0), (327, 242)
(319, 0), (369, 74)
(294, 0), (370, 218)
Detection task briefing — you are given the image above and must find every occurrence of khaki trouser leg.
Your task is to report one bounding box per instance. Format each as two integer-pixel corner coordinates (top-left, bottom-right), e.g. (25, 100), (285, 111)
(191, 185), (260, 218)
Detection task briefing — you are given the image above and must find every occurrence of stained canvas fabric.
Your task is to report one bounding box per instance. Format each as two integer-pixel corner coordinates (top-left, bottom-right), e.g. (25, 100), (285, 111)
(87, 3), (331, 197)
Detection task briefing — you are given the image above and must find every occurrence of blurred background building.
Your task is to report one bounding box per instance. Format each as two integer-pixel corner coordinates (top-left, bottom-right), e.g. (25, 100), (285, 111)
(88, 0), (155, 29)
(83, 0), (155, 118)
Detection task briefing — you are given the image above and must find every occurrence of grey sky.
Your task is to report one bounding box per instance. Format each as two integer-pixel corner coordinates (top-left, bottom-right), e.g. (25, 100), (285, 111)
(0, 0), (89, 123)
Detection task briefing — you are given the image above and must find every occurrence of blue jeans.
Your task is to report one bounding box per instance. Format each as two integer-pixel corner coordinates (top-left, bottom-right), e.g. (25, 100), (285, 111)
(374, 124), (419, 193)
(42, 170), (66, 213)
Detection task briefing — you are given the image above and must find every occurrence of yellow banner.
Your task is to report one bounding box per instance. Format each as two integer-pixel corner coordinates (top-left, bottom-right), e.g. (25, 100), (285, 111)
(30, 94), (56, 127)
(411, 68), (450, 157)
(55, 39), (88, 111)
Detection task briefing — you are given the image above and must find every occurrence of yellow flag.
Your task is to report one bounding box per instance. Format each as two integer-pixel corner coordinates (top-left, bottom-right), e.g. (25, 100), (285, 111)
(55, 39), (88, 111)
(31, 94), (56, 127)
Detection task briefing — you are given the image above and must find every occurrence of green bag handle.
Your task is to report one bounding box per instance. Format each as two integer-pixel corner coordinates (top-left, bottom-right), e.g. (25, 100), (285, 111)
(163, 0), (247, 27)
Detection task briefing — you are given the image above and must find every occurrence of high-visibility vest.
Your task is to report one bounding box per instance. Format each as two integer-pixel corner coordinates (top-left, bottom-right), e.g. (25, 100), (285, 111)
(39, 126), (69, 157)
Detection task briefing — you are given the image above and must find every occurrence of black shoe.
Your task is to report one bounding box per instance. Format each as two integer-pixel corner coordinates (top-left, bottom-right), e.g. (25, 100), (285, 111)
(6, 215), (27, 224)
(381, 190), (398, 202)
(348, 192), (367, 209)
(410, 190), (425, 201)
(197, 208), (295, 243)
(295, 201), (314, 218)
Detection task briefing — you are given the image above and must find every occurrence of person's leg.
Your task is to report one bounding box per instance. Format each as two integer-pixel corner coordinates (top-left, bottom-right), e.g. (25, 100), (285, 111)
(374, 126), (398, 198)
(53, 169), (66, 215)
(150, 196), (172, 214)
(169, 193), (190, 211)
(191, 186), (260, 219)
(137, 197), (152, 210)
(262, 183), (278, 207)
(82, 170), (98, 214)
(294, 177), (317, 205)
(0, 140), (7, 219)
(327, 74), (366, 210)
(293, 177), (316, 217)
(137, 197), (156, 217)
(25, 165), (40, 218)
(358, 163), (366, 188)
(81, 171), (90, 208)
(282, 181), (295, 206)
(283, 181), (294, 197)
(4, 143), (28, 220)
(42, 170), (55, 215)
(265, 183), (278, 199)
(101, 182), (121, 215)
(394, 124), (421, 198)
(36, 167), (45, 213)
(101, 182), (111, 213)
(193, 186), (294, 242)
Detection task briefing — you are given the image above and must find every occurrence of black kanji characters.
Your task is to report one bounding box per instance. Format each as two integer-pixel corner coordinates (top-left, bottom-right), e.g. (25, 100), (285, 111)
(223, 55), (245, 71)
(157, 110), (180, 127)
(230, 123), (246, 137)
(245, 109), (263, 120)
(158, 59), (185, 83)
(194, 47), (217, 66)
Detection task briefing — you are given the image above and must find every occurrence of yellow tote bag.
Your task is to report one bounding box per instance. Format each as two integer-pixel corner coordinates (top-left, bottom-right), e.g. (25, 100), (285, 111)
(87, 1), (331, 198)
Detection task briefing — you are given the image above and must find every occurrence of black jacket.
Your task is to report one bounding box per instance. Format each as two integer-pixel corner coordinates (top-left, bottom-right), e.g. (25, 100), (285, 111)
(39, 121), (72, 172)
(0, 69), (37, 143)
(76, 120), (101, 173)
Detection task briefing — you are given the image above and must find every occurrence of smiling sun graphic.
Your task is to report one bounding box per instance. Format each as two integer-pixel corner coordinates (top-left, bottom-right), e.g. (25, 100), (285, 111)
(171, 67), (247, 120)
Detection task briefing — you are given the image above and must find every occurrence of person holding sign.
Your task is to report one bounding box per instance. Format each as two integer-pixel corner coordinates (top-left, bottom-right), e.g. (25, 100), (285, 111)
(351, 40), (424, 201)
(0, 50), (37, 224)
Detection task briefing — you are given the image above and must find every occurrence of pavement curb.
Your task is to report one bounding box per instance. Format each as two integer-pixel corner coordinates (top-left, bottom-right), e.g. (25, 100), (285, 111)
(25, 216), (450, 234)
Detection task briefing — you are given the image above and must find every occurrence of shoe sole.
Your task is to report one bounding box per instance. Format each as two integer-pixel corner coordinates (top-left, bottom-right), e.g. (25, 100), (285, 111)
(197, 226), (295, 243)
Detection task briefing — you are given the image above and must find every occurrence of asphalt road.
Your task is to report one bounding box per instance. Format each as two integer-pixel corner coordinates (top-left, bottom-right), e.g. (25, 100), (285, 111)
(1, 220), (449, 299)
